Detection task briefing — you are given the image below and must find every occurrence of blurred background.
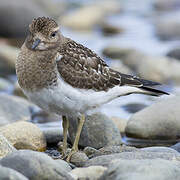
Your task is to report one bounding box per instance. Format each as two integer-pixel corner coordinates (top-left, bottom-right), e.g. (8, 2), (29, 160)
(0, 0), (180, 141)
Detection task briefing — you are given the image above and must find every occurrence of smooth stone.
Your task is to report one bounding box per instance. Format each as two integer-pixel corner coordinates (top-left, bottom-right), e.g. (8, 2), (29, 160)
(43, 128), (63, 145)
(0, 78), (12, 92)
(125, 96), (180, 140)
(0, 44), (19, 75)
(85, 151), (180, 167)
(55, 159), (72, 172)
(110, 61), (132, 74)
(0, 121), (46, 151)
(141, 146), (179, 154)
(83, 147), (99, 157)
(0, 0), (46, 38)
(99, 159), (180, 180)
(69, 166), (107, 180)
(167, 47), (180, 60)
(110, 117), (128, 134)
(153, 0), (180, 11)
(70, 151), (89, 167)
(69, 112), (122, 149)
(154, 12), (180, 40)
(0, 165), (28, 180)
(0, 94), (37, 126)
(0, 150), (73, 180)
(171, 142), (180, 153)
(0, 134), (17, 158)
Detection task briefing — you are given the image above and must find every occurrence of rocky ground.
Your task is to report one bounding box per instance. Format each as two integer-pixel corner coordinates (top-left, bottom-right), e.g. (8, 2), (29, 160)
(1, 0), (180, 179)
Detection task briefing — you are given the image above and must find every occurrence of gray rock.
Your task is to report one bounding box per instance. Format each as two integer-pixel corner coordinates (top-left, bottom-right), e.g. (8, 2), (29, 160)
(141, 146), (179, 154)
(54, 159), (72, 172)
(171, 142), (180, 153)
(153, 0), (180, 11)
(70, 151), (88, 167)
(69, 112), (122, 149)
(167, 47), (180, 60)
(0, 78), (12, 92)
(0, 44), (19, 75)
(0, 150), (73, 180)
(125, 96), (180, 140)
(0, 94), (37, 126)
(0, 165), (28, 180)
(0, 134), (17, 158)
(85, 151), (180, 167)
(154, 12), (180, 40)
(43, 128), (63, 145)
(99, 159), (180, 180)
(0, 0), (46, 38)
(0, 121), (46, 151)
(69, 166), (107, 180)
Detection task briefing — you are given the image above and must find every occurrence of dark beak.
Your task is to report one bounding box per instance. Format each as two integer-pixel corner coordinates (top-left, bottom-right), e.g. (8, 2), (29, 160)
(32, 38), (41, 50)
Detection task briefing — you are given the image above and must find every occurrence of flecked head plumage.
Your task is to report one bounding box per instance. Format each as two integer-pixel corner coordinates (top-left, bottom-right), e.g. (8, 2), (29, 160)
(29, 17), (58, 36)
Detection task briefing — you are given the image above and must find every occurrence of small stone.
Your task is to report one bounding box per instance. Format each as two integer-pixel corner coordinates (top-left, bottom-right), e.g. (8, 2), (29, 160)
(69, 166), (107, 180)
(125, 96), (180, 140)
(0, 134), (17, 158)
(99, 159), (180, 180)
(0, 121), (46, 151)
(0, 165), (28, 180)
(70, 151), (88, 167)
(83, 147), (99, 157)
(69, 112), (122, 149)
(45, 148), (61, 159)
(0, 150), (73, 180)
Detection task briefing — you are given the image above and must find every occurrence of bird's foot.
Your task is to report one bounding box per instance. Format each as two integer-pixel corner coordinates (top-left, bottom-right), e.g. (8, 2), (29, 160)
(66, 148), (78, 162)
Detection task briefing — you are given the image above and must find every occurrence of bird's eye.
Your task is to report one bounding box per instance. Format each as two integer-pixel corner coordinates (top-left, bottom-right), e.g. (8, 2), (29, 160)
(50, 31), (57, 38)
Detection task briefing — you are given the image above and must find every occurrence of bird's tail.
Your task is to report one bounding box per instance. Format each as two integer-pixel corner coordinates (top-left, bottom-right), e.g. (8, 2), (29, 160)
(139, 86), (169, 96)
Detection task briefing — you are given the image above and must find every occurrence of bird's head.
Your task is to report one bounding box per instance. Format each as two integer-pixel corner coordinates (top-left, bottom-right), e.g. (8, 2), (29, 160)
(26, 17), (61, 51)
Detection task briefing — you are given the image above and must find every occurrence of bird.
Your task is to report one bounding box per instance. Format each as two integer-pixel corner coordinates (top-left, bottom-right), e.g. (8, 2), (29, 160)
(16, 17), (169, 162)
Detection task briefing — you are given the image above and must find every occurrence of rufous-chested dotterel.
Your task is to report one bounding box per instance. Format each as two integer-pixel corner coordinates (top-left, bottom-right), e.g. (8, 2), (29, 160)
(16, 17), (169, 161)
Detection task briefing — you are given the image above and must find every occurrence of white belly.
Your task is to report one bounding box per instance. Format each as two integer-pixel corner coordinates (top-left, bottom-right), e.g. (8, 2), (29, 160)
(24, 77), (141, 116)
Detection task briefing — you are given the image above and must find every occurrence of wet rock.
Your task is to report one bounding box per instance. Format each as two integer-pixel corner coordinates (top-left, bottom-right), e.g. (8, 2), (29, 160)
(154, 12), (180, 40)
(167, 47), (180, 60)
(43, 127), (63, 145)
(0, 165), (28, 180)
(99, 159), (180, 180)
(0, 121), (46, 151)
(69, 166), (107, 180)
(85, 151), (180, 167)
(69, 112), (122, 149)
(0, 94), (37, 126)
(101, 22), (124, 36)
(153, 0), (180, 11)
(125, 96), (180, 140)
(70, 151), (88, 167)
(171, 142), (180, 153)
(0, 150), (73, 180)
(0, 0), (46, 38)
(122, 103), (147, 114)
(0, 134), (17, 158)
(0, 77), (12, 92)
(0, 44), (19, 75)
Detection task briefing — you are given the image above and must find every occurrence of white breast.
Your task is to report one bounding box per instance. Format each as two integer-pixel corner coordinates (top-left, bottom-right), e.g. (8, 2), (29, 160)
(24, 77), (142, 116)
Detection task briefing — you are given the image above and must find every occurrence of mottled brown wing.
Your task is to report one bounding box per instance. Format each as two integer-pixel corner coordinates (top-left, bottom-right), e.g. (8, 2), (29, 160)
(56, 40), (148, 91)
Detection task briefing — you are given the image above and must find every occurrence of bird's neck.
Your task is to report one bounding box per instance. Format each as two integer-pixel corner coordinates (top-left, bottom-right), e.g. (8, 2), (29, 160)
(16, 44), (59, 92)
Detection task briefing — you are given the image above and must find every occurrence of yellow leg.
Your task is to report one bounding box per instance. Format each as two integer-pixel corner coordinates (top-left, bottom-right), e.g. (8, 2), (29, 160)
(66, 114), (85, 162)
(62, 116), (69, 158)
